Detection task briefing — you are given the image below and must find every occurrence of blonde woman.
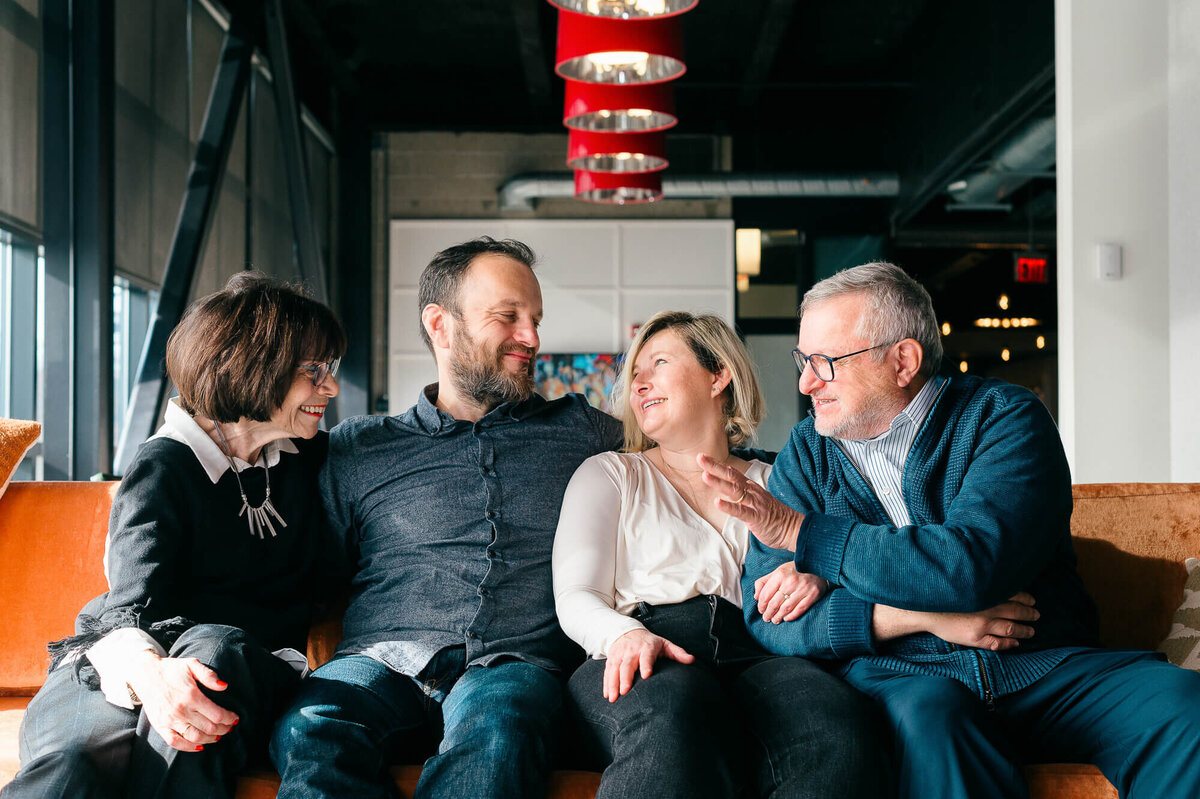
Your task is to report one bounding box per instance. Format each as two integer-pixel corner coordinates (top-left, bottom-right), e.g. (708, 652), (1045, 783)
(553, 311), (883, 799)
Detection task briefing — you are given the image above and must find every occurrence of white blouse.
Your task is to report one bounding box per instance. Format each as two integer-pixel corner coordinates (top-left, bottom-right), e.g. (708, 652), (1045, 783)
(552, 451), (771, 659)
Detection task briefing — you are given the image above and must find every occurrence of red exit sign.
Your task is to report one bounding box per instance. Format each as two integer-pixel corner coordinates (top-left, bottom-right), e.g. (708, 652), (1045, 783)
(1014, 255), (1049, 284)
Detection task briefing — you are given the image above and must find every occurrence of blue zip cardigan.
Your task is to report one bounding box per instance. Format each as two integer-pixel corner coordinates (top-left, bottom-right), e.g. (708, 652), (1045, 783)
(742, 375), (1102, 699)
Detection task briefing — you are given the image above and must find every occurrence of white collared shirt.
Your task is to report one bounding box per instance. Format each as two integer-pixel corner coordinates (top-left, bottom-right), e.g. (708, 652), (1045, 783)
(834, 376), (945, 527)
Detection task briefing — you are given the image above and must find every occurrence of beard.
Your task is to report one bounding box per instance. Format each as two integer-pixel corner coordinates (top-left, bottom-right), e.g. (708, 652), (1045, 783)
(449, 325), (536, 409)
(812, 370), (901, 440)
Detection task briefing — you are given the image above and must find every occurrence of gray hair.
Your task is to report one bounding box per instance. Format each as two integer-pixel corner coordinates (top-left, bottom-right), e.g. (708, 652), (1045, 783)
(799, 262), (943, 376)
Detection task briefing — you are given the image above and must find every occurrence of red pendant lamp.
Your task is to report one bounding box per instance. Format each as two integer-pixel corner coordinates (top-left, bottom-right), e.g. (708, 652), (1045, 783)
(555, 11), (686, 85)
(547, 1), (698, 19)
(563, 81), (677, 132)
(567, 130), (668, 173)
(575, 170), (663, 204)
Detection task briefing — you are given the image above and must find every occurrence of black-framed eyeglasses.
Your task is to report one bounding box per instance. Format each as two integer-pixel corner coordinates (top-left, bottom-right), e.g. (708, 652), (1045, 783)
(298, 358), (340, 387)
(791, 343), (890, 382)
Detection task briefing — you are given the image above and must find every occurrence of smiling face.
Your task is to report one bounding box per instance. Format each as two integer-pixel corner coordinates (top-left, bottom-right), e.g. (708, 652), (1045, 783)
(269, 362), (340, 439)
(796, 293), (905, 440)
(445, 253), (543, 409)
(629, 328), (729, 448)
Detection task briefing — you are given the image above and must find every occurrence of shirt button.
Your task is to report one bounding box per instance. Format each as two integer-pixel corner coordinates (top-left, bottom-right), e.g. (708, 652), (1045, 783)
(882, 487), (891, 495)
(467, 631), (479, 639)
(479, 587), (489, 596)
(486, 510), (496, 520)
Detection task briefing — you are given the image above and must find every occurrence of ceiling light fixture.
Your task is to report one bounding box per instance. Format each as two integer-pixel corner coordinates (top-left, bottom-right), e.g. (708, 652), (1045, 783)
(574, 169), (663, 203)
(554, 10), (686, 84)
(567, 129), (668, 172)
(547, 0), (697, 18)
(563, 81), (677, 132)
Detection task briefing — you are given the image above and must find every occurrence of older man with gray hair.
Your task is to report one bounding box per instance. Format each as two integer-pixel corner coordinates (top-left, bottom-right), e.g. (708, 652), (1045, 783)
(701, 262), (1200, 799)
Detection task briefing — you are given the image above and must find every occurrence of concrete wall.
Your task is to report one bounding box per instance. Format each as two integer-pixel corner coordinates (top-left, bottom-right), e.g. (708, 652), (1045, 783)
(1056, 0), (1200, 481)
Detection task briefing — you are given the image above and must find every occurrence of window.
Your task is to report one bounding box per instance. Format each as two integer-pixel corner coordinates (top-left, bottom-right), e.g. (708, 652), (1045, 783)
(112, 276), (158, 449)
(0, 227), (42, 479)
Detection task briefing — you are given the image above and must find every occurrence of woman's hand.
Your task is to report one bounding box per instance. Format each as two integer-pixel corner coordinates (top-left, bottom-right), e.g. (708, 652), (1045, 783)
(697, 454), (804, 552)
(753, 562), (830, 623)
(126, 650), (239, 751)
(603, 629), (695, 703)
(873, 593), (1040, 651)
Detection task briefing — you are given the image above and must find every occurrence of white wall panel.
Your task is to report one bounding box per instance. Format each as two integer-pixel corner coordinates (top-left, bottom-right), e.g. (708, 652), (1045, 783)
(620, 222), (731, 288)
(505, 222), (617, 288)
(389, 221), (506, 288)
(538, 287), (617, 353)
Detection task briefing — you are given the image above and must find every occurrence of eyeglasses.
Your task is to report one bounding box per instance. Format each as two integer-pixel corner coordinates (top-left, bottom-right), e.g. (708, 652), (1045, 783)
(298, 358), (340, 387)
(791, 343), (890, 382)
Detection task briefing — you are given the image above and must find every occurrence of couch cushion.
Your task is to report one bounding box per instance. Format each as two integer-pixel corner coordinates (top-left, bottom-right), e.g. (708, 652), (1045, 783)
(0, 482), (117, 693)
(0, 419), (40, 501)
(1158, 557), (1200, 671)
(1071, 483), (1200, 650)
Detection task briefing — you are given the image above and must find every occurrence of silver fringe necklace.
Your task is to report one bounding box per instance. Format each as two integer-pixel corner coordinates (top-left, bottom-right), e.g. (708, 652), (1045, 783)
(213, 423), (288, 539)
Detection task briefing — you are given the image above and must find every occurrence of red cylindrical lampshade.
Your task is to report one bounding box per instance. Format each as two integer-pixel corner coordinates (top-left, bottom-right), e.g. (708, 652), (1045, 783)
(574, 170), (663, 204)
(547, 0), (698, 19)
(564, 81), (676, 132)
(567, 129), (667, 173)
(555, 11), (685, 84)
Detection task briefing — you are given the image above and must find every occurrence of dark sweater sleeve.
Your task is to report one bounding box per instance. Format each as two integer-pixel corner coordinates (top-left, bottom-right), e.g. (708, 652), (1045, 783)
(319, 422), (362, 568)
(795, 394), (1073, 613)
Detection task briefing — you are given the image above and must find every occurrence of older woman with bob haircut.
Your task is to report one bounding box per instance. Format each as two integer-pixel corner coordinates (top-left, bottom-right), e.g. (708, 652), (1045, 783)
(5, 272), (347, 799)
(552, 310), (883, 799)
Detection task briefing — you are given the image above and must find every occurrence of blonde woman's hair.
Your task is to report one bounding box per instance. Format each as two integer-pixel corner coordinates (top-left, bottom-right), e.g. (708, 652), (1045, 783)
(612, 310), (764, 452)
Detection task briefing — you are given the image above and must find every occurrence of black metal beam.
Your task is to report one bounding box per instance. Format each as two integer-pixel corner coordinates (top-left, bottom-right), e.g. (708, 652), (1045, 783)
(114, 13), (255, 475)
(738, 0), (799, 110)
(40, 0), (71, 480)
(262, 0), (329, 301)
(72, 0), (116, 478)
(511, 0), (553, 119)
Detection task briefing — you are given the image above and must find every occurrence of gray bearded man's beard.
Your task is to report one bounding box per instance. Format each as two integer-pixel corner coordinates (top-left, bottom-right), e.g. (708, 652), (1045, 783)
(450, 329), (536, 409)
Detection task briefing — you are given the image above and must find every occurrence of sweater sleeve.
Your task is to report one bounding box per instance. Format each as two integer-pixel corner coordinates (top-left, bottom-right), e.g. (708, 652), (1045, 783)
(553, 456), (645, 658)
(792, 394), (1073, 613)
(318, 423), (362, 569)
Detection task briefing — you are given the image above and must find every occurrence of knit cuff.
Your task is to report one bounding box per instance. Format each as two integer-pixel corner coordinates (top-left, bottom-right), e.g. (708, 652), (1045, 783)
(794, 512), (854, 582)
(825, 590), (875, 659)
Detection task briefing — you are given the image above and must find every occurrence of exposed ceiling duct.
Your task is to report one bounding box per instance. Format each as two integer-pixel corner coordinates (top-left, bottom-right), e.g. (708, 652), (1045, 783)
(498, 171), (900, 211)
(945, 116), (1056, 210)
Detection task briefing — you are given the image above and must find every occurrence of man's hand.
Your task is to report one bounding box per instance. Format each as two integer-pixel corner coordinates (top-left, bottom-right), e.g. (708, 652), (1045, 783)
(754, 562), (830, 623)
(697, 454), (804, 552)
(873, 593), (1040, 651)
(603, 629), (695, 703)
(127, 650), (239, 751)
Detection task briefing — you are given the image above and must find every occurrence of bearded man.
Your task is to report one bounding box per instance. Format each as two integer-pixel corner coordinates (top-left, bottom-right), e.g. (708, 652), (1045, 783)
(271, 238), (623, 799)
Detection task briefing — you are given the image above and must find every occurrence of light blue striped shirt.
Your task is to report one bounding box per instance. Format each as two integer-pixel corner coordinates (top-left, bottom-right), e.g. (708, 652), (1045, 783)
(834, 376), (946, 526)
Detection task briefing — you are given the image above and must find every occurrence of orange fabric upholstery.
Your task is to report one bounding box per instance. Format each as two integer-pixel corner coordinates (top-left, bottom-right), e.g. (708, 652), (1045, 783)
(3, 480), (1197, 797)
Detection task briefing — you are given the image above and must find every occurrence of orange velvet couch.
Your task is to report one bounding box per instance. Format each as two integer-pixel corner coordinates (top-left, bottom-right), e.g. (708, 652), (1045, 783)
(2, 480), (1197, 798)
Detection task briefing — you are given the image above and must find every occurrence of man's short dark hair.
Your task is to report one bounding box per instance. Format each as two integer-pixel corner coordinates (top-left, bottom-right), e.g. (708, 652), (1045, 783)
(166, 271), (347, 423)
(417, 237), (537, 352)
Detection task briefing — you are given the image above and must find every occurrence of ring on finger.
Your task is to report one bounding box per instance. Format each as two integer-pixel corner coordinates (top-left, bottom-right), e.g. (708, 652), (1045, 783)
(734, 487), (748, 504)
(782, 593), (791, 600)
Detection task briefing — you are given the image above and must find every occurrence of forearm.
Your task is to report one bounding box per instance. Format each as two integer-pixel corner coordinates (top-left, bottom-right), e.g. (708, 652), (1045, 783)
(86, 628), (168, 709)
(555, 587), (645, 659)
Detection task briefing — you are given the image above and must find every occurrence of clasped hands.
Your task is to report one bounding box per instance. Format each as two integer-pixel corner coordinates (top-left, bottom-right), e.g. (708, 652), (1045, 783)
(127, 650), (239, 752)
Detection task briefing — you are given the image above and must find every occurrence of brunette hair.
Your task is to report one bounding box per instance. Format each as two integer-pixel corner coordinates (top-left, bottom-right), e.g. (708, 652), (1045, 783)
(612, 310), (764, 452)
(166, 272), (347, 422)
(417, 237), (537, 352)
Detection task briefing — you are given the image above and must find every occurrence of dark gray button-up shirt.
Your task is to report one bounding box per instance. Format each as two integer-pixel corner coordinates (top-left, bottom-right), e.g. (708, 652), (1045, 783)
(321, 385), (623, 679)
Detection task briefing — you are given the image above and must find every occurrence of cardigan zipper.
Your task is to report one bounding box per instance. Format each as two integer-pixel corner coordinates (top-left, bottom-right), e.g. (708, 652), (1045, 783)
(975, 651), (996, 711)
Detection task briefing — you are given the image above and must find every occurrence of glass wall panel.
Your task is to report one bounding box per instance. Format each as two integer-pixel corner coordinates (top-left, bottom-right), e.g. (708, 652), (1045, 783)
(0, 0), (41, 230)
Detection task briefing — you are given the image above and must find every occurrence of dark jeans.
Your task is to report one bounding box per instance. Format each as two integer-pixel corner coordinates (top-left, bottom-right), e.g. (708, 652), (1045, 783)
(3, 624), (300, 799)
(845, 648), (1200, 799)
(567, 596), (887, 799)
(270, 653), (564, 799)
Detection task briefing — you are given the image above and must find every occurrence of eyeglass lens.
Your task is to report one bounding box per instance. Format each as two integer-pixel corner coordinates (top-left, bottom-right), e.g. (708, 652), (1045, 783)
(793, 351), (835, 382)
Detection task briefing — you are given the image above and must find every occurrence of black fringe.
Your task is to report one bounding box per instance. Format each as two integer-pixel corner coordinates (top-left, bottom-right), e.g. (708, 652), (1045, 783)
(46, 605), (197, 689)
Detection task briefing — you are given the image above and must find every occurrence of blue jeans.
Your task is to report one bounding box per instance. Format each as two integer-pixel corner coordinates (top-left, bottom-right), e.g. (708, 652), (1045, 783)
(567, 597), (887, 799)
(845, 648), (1200, 799)
(270, 654), (564, 799)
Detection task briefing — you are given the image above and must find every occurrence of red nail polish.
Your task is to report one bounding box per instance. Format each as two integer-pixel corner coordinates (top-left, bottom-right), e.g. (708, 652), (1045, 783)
(195, 746), (204, 752)
(232, 719), (239, 726)
(215, 680), (228, 688)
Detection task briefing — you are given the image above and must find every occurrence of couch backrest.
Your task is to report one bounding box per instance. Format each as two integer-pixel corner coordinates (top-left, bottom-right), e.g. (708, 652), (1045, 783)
(1071, 483), (1200, 651)
(2, 480), (1197, 692)
(0, 481), (116, 694)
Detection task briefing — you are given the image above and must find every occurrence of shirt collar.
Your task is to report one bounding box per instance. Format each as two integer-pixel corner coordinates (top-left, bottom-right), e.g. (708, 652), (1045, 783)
(150, 397), (299, 484)
(415, 382), (549, 433)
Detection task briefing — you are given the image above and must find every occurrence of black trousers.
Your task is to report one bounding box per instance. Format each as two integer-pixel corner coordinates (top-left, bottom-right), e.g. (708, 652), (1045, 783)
(566, 596), (889, 799)
(4, 624), (300, 799)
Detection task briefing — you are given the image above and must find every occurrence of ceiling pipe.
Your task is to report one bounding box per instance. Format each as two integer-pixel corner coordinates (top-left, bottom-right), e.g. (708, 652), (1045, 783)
(498, 171), (899, 211)
(946, 116), (1056, 208)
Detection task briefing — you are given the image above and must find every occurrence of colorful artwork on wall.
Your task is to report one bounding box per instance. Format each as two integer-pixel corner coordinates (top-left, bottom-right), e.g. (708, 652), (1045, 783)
(535, 353), (621, 412)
